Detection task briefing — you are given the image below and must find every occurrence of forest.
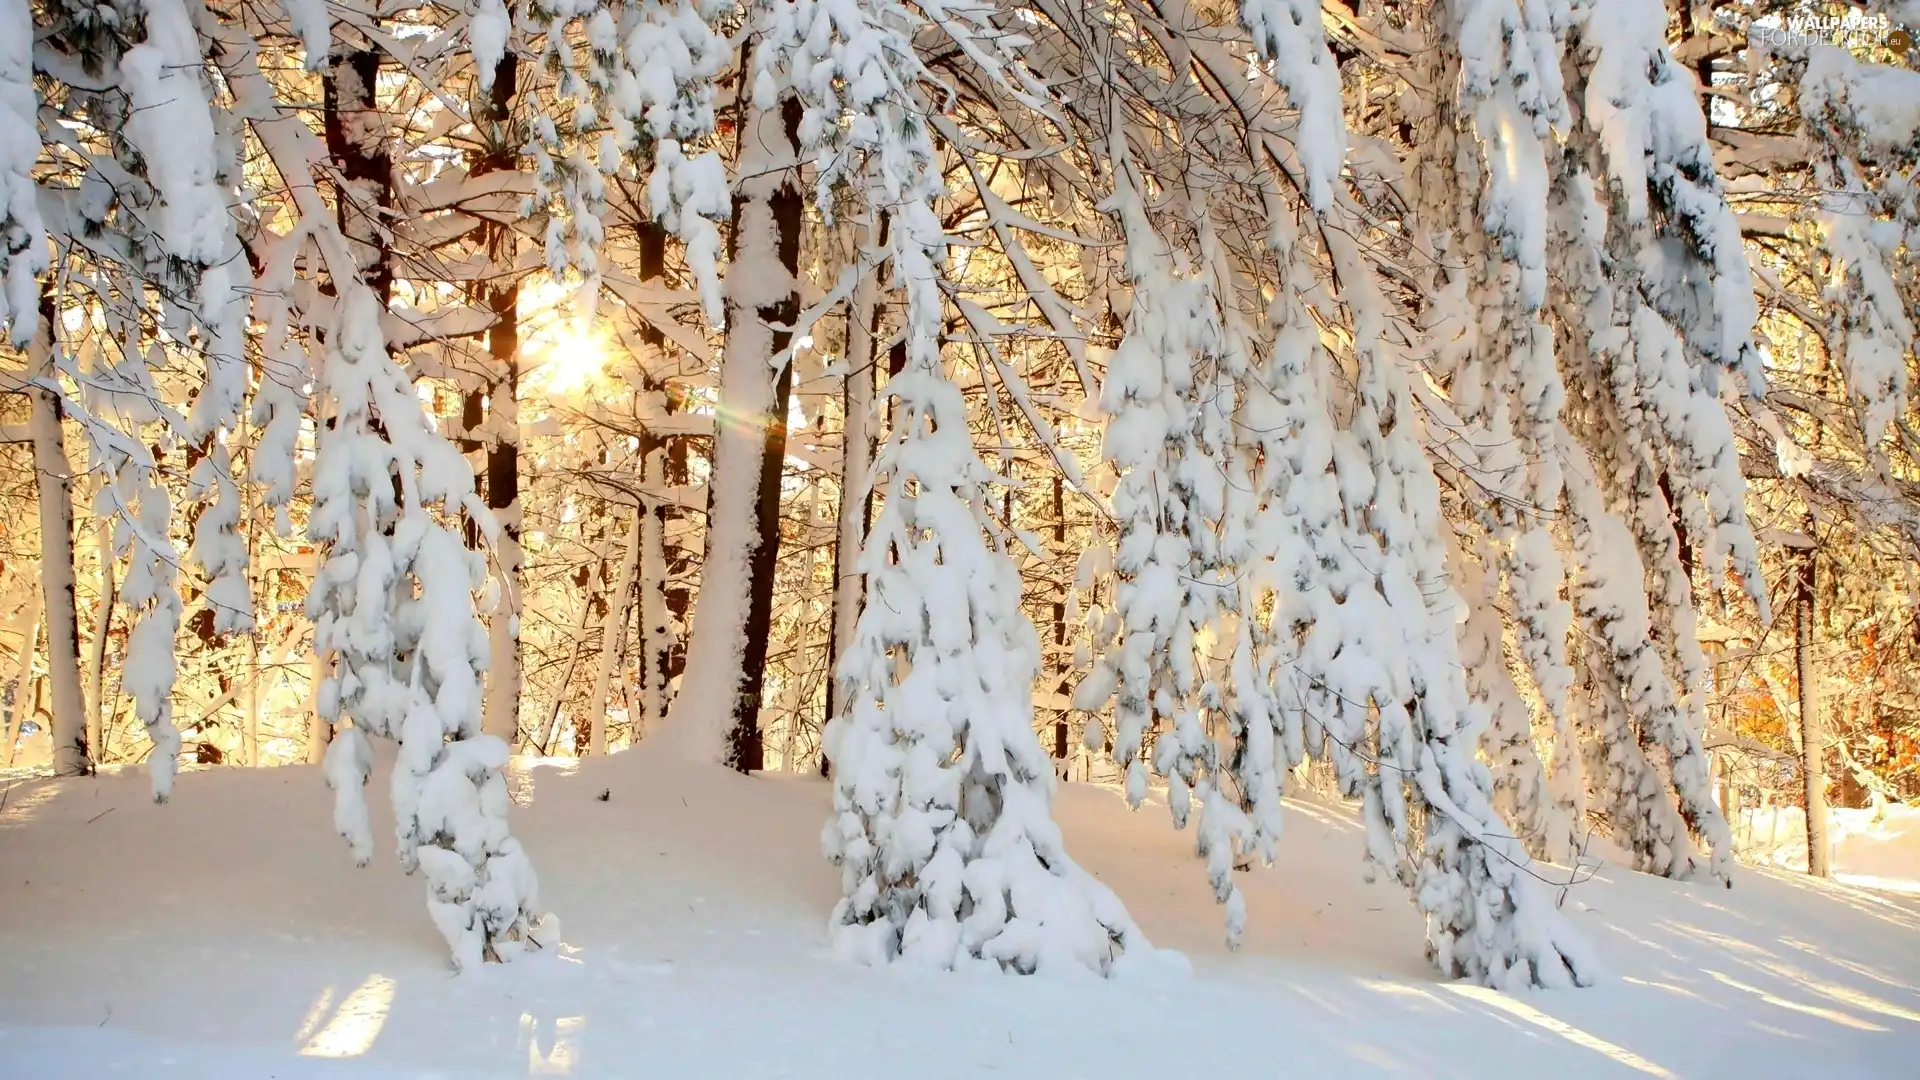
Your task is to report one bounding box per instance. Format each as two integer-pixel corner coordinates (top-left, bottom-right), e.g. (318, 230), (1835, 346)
(4, 0), (1920, 1002)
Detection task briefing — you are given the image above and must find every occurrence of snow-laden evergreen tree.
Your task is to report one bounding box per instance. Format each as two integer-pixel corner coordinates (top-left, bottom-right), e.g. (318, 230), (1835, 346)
(1230, 240), (1342, 856)
(1543, 0), (1762, 881)
(32, 0), (216, 798)
(1076, 142), (1250, 943)
(1410, 0), (1571, 860)
(1238, 0), (1346, 214)
(308, 283), (550, 971)
(1452, 538), (1549, 848)
(806, 0), (1147, 973)
(183, 18), (556, 969)
(1326, 230), (1597, 988)
(522, 0), (731, 320)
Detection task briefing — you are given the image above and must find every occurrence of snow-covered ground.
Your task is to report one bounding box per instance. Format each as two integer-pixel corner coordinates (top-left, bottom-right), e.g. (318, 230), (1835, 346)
(1735, 803), (1920, 895)
(2, 750), (1917, 1078)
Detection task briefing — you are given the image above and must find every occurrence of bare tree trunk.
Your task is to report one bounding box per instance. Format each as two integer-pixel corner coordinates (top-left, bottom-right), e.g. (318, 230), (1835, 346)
(244, 634), (261, 767)
(541, 588), (596, 755)
(636, 220), (673, 738)
(822, 335), (906, 778)
(483, 291), (522, 746)
(781, 486), (821, 770)
(825, 219), (882, 739)
(1796, 540), (1830, 878)
(587, 506), (643, 754)
(640, 481), (669, 738)
(85, 516), (114, 761)
(306, 648), (328, 764)
(2, 589), (41, 767)
(322, 47), (395, 300)
(727, 95), (804, 775)
(1051, 471), (1068, 764)
(676, 86), (802, 772)
(27, 305), (89, 775)
(474, 54), (524, 748)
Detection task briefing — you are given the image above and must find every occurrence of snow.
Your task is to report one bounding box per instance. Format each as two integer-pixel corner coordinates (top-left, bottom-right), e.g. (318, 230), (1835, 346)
(0, 0), (45, 348)
(1239, 0), (1346, 214)
(471, 0), (510, 89)
(3, 752), (1919, 1077)
(284, 0), (331, 68)
(118, 0), (231, 270)
(1800, 45), (1920, 158)
(1737, 803), (1920, 895)
(1571, 0), (1763, 393)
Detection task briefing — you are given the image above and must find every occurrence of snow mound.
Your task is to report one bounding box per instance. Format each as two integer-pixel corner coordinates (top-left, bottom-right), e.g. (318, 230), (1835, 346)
(1, 748), (1917, 1078)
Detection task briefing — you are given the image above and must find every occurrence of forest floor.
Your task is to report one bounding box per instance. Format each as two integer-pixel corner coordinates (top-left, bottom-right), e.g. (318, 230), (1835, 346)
(2, 748), (1918, 1079)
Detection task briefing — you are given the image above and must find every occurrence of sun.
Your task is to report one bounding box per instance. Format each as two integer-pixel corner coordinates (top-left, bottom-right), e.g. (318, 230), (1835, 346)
(532, 318), (612, 396)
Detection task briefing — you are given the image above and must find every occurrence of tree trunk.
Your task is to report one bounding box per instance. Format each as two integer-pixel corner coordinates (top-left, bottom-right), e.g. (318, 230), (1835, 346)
(825, 219), (883, 740)
(781, 486), (821, 770)
(675, 88), (802, 771)
(244, 633), (261, 767)
(587, 505), (643, 754)
(1051, 471), (1068, 764)
(27, 305), (89, 775)
(474, 54), (523, 748)
(727, 95), (805, 775)
(541, 588), (596, 755)
(2, 589), (41, 767)
(322, 48), (394, 300)
(306, 648), (328, 765)
(1796, 541), (1830, 878)
(483, 290), (522, 746)
(636, 220), (673, 737)
(822, 324), (906, 779)
(85, 516), (114, 762)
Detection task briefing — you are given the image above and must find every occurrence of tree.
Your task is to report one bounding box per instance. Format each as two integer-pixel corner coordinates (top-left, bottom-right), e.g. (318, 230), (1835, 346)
(664, 82), (802, 772)
(25, 300), (88, 775)
(807, 0), (1149, 973)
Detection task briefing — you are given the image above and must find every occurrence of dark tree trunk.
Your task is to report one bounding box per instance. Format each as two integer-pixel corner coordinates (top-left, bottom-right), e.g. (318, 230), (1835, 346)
(469, 55), (524, 744)
(322, 48), (394, 301)
(820, 327), (906, 779)
(1052, 471), (1068, 764)
(1796, 538), (1830, 878)
(718, 97), (805, 774)
(636, 221), (674, 725)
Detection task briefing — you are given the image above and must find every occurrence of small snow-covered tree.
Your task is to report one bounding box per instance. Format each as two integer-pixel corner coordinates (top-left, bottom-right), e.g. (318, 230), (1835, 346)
(1326, 230), (1597, 989)
(807, 0), (1148, 973)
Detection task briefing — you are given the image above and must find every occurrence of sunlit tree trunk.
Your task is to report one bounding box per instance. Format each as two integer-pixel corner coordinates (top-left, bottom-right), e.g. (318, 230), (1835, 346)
(676, 84), (802, 771)
(306, 648), (327, 765)
(26, 302), (88, 775)
(825, 220), (881, 747)
(587, 506), (642, 754)
(474, 55), (524, 747)
(85, 516), (114, 762)
(1, 587), (40, 767)
(1796, 536), (1830, 878)
(636, 220), (672, 737)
